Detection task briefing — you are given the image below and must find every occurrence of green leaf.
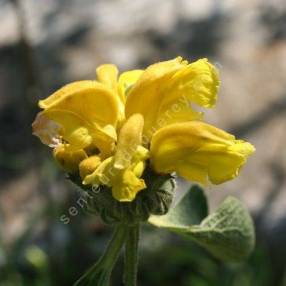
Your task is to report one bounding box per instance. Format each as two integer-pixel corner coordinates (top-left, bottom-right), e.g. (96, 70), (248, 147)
(189, 196), (255, 261)
(149, 187), (255, 262)
(149, 185), (208, 228)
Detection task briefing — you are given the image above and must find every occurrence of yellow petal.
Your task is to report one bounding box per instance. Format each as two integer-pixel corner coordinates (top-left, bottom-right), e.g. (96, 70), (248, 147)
(114, 113), (144, 169)
(84, 145), (149, 202)
(83, 157), (113, 186)
(39, 81), (120, 155)
(154, 102), (203, 131)
(96, 64), (119, 91)
(150, 121), (255, 185)
(125, 57), (185, 135)
(111, 145), (149, 201)
(163, 58), (219, 109)
(40, 81), (119, 126)
(111, 169), (146, 202)
(125, 57), (219, 141)
(96, 64), (127, 123)
(43, 109), (115, 155)
(118, 69), (143, 100)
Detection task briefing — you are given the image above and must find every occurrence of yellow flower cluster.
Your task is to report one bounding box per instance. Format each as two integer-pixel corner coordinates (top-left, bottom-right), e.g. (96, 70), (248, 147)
(32, 57), (255, 202)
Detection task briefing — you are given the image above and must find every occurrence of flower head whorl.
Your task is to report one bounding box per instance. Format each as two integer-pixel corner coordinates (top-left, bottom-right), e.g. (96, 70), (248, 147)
(32, 57), (255, 205)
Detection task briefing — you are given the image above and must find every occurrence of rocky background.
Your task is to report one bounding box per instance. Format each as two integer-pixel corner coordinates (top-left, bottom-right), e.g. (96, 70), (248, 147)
(0, 0), (286, 285)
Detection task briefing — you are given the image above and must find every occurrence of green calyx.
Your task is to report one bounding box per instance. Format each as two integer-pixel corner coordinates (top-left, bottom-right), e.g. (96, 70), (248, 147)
(70, 168), (176, 225)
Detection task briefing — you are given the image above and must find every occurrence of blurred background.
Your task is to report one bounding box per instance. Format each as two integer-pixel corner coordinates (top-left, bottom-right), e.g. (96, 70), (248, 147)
(0, 0), (286, 285)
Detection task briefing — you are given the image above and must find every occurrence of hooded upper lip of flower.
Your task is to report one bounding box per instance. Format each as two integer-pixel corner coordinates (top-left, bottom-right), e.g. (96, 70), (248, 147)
(32, 57), (255, 202)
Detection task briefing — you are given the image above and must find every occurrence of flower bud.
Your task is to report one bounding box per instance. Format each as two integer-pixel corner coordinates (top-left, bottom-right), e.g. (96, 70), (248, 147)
(53, 145), (87, 173)
(79, 155), (101, 180)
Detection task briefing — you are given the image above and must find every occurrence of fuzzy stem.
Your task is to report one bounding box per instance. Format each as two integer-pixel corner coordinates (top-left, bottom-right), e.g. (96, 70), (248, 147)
(124, 224), (140, 286)
(74, 224), (127, 286)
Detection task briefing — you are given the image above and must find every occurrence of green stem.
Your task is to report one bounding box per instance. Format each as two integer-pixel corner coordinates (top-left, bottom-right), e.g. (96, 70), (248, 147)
(124, 224), (140, 286)
(74, 224), (127, 286)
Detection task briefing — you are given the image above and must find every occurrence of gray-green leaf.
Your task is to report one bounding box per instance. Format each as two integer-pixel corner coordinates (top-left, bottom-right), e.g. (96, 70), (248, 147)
(149, 187), (255, 262)
(149, 185), (208, 227)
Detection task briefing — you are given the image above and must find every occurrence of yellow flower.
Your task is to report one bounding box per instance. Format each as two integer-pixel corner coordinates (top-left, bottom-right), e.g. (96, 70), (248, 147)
(32, 57), (255, 202)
